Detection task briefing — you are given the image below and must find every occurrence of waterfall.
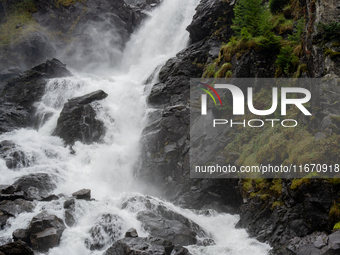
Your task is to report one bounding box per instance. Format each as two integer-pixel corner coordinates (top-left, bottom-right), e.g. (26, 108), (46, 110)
(0, 0), (271, 254)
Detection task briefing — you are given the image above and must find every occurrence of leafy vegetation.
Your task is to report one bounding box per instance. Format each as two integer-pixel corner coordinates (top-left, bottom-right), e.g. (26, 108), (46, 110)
(316, 21), (340, 42)
(275, 45), (300, 76)
(232, 0), (267, 37)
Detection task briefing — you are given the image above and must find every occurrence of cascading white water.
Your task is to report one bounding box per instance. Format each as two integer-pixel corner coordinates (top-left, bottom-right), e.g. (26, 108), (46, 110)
(0, 1), (271, 254)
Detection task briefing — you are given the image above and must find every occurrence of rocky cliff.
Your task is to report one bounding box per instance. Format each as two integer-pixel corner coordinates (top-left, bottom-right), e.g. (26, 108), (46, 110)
(0, 0), (151, 75)
(139, 0), (340, 253)
(0, 0), (340, 254)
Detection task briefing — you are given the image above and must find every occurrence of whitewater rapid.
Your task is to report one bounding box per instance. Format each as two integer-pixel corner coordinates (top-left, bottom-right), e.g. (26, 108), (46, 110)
(0, 0), (271, 254)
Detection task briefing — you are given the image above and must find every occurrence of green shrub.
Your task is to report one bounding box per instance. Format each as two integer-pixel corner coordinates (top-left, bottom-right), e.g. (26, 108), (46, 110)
(269, 0), (290, 14)
(232, 0), (268, 37)
(316, 21), (340, 41)
(203, 63), (216, 78)
(254, 33), (282, 51)
(275, 45), (299, 76)
(288, 18), (305, 43)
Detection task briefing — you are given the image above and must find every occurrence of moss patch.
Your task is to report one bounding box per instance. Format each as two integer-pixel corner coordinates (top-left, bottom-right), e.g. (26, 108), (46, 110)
(324, 48), (340, 59)
(330, 202), (340, 222)
(291, 178), (310, 190)
(334, 221), (340, 230)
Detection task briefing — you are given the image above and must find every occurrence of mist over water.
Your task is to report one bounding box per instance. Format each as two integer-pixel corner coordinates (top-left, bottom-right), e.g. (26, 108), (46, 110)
(0, 0), (271, 254)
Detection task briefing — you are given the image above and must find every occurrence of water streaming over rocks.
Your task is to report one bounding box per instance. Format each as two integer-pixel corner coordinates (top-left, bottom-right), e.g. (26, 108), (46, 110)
(0, 0), (271, 254)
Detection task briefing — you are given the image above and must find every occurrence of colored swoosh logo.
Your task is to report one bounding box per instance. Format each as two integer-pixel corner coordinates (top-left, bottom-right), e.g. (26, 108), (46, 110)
(197, 82), (223, 106)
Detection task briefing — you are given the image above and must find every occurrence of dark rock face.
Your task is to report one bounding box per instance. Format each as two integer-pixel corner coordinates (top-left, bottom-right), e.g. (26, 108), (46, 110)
(13, 173), (57, 200)
(0, 240), (34, 255)
(273, 231), (340, 255)
(104, 237), (192, 255)
(85, 214), (123, 251)
(139, 38), (242, 213)
(186, 0), (234, 44)
(7, 32), (57, 71)
(0, 0), (147, 72)
(53, 90), (108, 145)
(122, 196), (209, 246)
(32, 0), (146, 72)
(231, 49), (277, 78)
(0, 59), (71, 134)
(28, 211), (66, 252)
(236, 179), (337, 248)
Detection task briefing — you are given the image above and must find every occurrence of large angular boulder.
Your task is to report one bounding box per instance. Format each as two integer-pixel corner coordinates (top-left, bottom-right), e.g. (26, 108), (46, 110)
(136, 211), (197, 246)
(122, 196), (209, 246)
(53, 90), (108, 145)
(28, 211), (66, 252)
(85, 214), (123, 250)
(13, 173), (57, 200)
(72, 189), (91, 200)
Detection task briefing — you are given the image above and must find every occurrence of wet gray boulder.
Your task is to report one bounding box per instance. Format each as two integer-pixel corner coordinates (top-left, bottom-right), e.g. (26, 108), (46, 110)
(64, 198), (76, 227)
(0, 199), (34, 229)
(53, 90), (108, 145)
(125, 228), (138, 238)
(85, 214), (123, 250)
(28, 211), (66, 252)
(64, 210), (76, 227)
(122, 196), (209, 246)
(103, 236), (192, 255)
(13, 173), (57, 200)
(0, 59), (71, 134)
(137, 211), (197, 246)
(0, 184), (29, 201)
(0, 240), (34, 255)
(72, 189), (91, 200)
